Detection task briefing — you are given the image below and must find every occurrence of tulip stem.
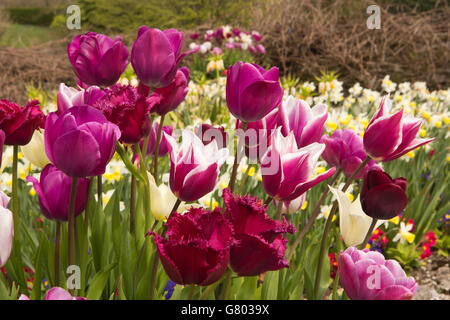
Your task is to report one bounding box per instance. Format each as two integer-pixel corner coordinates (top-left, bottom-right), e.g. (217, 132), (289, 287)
(229, 121), (247, 193)
(331, 273), (340, 300)
(313, 157), (371, 299)
(153, 114), (165, 185)
(130, 146), (137, 236)
(275, 201), (283, 220)
(287, 169), (342, 261)
(359, 218), (378, 250)
(97, 175), (102, 207)
(264, 196), (273, 206)
(54, 221), (61, 287)
(220, 268), (233, 300)
(238, 163), (254, 194)
(187, 285), (196, 300)
(68, 177), (78, 291)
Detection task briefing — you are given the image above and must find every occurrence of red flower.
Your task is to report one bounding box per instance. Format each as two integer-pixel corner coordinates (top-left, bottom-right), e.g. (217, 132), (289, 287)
(150, 207), (234, 286)
(0, 99), (45, 145)
(223, 189), (296, 276)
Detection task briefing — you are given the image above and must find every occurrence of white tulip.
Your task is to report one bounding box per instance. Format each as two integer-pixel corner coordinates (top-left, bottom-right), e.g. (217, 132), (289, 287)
(21, 130), (50, 168)
(329, 186), (384, 247)
(0, 191), (13, 267)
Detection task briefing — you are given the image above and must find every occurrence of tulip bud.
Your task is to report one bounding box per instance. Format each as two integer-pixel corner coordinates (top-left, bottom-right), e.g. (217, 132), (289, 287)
(45, 105), (121, 178)
(21, 130), (50, 168)
(143, 122), (173, 157)
(165, 129), (229, 202)
(339, 247), (417, 300)
(151, 207), (234, 286)
(26, 164), (89, 221)
(261, 128), (336, 201)
(0, 191), (13, 267)
(68, 32), (129, 87)
(360, 170), (408, 220)
(226, 62), (283, 122)
(363, 96), (434, 161)
(223, 189), (295, 276)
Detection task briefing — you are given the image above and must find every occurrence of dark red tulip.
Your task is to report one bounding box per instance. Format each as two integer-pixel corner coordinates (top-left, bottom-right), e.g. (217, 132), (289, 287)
(151, 207), (235, 286)
(222, 189), (296, 276)
(360, 170), (408, 220)
(0, 99), (45, 146)
(93, 84), (152, 144)
(194, 123), (228, 149)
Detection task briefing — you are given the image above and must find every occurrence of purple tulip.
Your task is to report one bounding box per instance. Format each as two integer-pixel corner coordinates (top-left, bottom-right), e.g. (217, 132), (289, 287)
(360, 170), (408, 220)
(261, 128), (336, 201)
(57, 83), (106, 115)
(0, 129), (4, 167)
(45, 105), (121, 178)
(363, 95), (434, 161)
(256, 44), (266, 54)
(151, 207), (234, 286)
(19, 287), (86, 300)
(339, 247), (417, 300)
(226, 61), (283, 123)
(322, 129), (381, 179)
(26, 164), (89, 221)
(165, 129), (229, 202)
(252, 31), (262, 41)
(225, 42), (234, 50)
(0, 191), (13, 267)
(223, 189), (295, 276)
(148, 67), (189, 115)
(211, 47), (223, 55)
(144, 122), (173, 156)
(131, 27), (195, 88)
(279, 96), (328, 148)
(68, 32), (129, 87)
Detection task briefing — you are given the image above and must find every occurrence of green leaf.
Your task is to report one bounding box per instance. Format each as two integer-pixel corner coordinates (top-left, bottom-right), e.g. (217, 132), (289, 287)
(261, 271), (278, 300)
(86, 263), (117, 300)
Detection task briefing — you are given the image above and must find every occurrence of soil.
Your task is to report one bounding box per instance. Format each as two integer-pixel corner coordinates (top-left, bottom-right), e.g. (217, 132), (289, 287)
(412, 253), (450, 300)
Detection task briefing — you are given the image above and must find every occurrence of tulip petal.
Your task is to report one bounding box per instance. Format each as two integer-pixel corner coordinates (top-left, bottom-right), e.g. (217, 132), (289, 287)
(361, 184), (408, 220)
(239, 80), (283, 122)
(374, 285), (414, 300)
(338, 252), (360, 300)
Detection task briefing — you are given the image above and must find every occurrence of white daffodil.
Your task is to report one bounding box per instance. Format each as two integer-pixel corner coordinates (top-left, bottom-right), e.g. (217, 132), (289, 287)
(393, 222), (415, 244)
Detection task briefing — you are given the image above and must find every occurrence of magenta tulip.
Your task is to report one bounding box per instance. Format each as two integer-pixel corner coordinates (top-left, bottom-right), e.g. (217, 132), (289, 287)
(0, 191), (13, 267)
(144, 122), (173, 157)
(45, 105), (121, 178)
(131, 27), (194, 88)
(68, 32), (129, 87)
(261, 129), (336, 201)
(26, 164), (89, 221)
(226, 61), (283, 122)
(19, 287), (86, 300)
(151, 207), (234, 286)
(93, 83), (152, 144)
(165, 129), (228, 202)
(339, 247), (417, 300)
(148, 67), (189, 115)
(194, 123), (228, 149)
(360, 170), (408, 220)
(223, 189), (295, 276)
(0, 99), (45, 146)
(57, 83), (105, 115)
(363, 95), (434, 161)
(322, 129), (381, 179)
(279, 96), (328, 148)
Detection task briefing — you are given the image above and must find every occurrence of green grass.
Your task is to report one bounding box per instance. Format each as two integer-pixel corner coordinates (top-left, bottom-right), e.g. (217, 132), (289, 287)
(0, 23), (55, 47)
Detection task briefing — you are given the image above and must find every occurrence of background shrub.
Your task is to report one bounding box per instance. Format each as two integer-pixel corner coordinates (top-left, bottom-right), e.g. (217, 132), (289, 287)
(7, 7), (55, 26)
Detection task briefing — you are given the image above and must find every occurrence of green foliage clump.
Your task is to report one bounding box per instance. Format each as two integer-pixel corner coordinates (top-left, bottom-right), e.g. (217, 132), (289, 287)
(7, 7), (55, 26)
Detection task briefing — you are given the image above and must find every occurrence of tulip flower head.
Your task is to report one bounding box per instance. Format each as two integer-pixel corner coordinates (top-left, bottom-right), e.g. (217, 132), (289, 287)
(0, 99), (45, 146)
(360, 170), (408, 220)
(329, 186), (384, 247)
(165, 129), (229, 202)
(339, 247), (417, 300)
(226, 61), (283, 123)
(57, 83), (106, 115)
(151, 207), (235, 286)
(132, 27), (196, 88)
(322, 129), (381, 179)
(68, 32), (129, 87)
(45, 105), (121, 178)
(0, 191), (13, 267)
(144, 122), (173, 157)
(19, 287), (86, 300)
(363, 95), (434, 161)
(223, 189), (296, 276)
(21, 130), (50, 168)
(261, 128), (336, 201)
(194, 123), (228, 149)
(26, 164), (89, 221)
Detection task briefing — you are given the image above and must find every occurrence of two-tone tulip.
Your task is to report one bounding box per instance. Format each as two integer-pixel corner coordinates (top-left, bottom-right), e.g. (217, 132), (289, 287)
(261, 128), (336, 201)
(165, 129), (228, 202)
(363, 95), (434, 161)
(68, 32), (129, 87)
(57, 83), (105, 114)
(194, 123), (228, 149)
(226, 62), (283, 123)
(26, 164), (89, 221)
(223, 189), (295, 276)
(360, 170), (408, 220)
(322, 129), (380, 179)
(339, 247), (417, 300)
(0, 191), (13, 267)
(45, 105), (121, 178)
(131, 27), (195, 88)
(151, 207), (234, 285)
